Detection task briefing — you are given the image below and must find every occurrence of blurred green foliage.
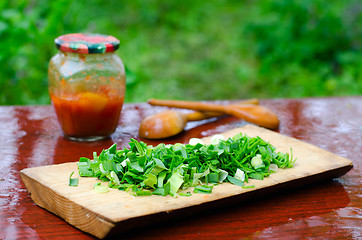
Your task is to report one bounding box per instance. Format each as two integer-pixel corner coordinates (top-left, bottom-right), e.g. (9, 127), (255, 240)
(0, 0), (361, 105)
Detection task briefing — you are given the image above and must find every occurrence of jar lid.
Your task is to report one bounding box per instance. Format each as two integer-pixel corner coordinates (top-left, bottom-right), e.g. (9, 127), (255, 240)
(55, 33), (120, 54)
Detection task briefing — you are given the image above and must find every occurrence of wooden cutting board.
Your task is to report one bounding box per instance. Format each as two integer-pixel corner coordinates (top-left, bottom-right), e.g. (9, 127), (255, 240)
(20, 125), (353, 239)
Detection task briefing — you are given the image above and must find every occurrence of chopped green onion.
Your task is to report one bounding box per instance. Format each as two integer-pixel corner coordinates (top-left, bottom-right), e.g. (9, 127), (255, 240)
(76, 132), (296, 196)
(248, 172), (264, 180)
(227, 176), (244, 187)
(251, 154), (265, 169)
(210, 134), (225, 145)
(69, 171), (79, 187)
(143, 173), (157, 188)
(218, 169), (228, 183)
(110, 171), (120, 185)
(194, 185), (213, 194)
(167, 168), (184, 196)
(179, 192), (192, 197)
(234, 168), (245, 182)
(93, 182), (109, 193)
(135, 189), (152, 196)
(269, 163), (278, 171)
(207, 172), (219, 183)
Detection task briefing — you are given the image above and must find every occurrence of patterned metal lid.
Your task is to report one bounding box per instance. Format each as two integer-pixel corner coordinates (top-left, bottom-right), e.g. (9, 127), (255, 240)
(55, 33), (120, 54)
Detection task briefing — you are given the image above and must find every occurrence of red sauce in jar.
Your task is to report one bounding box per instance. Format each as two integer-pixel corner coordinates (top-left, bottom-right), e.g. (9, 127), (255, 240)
(50, 92), (123, 138)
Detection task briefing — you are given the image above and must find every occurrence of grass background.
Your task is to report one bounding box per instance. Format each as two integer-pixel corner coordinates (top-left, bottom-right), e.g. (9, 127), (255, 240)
(0, 0), (361, 105)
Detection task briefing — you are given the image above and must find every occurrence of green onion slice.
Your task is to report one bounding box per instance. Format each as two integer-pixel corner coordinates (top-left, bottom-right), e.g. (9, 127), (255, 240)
(69, 171), (79, 187)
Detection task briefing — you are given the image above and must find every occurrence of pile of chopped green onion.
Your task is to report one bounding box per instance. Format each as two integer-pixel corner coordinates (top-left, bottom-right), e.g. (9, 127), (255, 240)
(73, 132), (296, 197)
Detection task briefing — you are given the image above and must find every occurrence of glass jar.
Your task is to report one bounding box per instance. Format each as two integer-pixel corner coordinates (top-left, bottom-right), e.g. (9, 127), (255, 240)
(48, 33), (126, 141)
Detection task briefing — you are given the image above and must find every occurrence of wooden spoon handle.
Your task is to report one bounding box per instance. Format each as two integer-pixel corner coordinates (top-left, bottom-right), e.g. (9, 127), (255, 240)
(185, 99), (260, 121)
(147, 98), (279, 129)
(148, 98), (259, 112)
(185, 111), (224, 121)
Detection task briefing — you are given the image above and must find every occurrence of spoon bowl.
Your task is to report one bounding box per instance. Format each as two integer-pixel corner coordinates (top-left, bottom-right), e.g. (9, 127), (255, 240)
(139, 110), (188, 139)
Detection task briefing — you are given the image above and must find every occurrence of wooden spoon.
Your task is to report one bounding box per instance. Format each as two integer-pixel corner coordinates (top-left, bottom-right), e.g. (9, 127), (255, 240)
(139, 110), (220, 139)
(147, 98), (279, 130)
(139, 99), (260, 139)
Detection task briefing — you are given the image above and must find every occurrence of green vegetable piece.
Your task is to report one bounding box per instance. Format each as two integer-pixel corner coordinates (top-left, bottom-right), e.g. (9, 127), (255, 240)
(232, 132), (243, 141)
(218, 169), (228, 183)
(227, 176), (244, 187)
(207, 172), (219, 183)
(77, 162), (93, 177)
(135, 190), (152, 196)
(157, 171), (167, 188)
(108, 143), (117, 155)
(251, 154), (265, 170)
(128, 161), (144, 173)
(248, 172), (264, 180)
(93, 182), (109, 193)
(129, 138), (146, 154)
(194, 185), (213, 194)
(166, 169), (184, 196)
(69, 171), (79, 187)
(143, 173), (157, 189)
(152, 188), (166, 196)
(164, 181), (171, 195)
(100, 161), (113, 173)
(179, 192), (192, 197)
(79, 157), (90, 163)
(110, 171), (120, 185)
(152, 183), (171, 196)
(234, 168), (245, 182)
(118, 183), (134, 191)
(150, 158), (167, 176)
(90, 161), (101, 177)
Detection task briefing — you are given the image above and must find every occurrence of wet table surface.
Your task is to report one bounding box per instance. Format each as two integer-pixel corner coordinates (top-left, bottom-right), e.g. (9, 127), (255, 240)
(0, 97), (361, 239)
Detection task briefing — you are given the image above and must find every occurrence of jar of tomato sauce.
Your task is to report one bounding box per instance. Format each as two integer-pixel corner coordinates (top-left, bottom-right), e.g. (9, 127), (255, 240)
(48, 33), (126, 141)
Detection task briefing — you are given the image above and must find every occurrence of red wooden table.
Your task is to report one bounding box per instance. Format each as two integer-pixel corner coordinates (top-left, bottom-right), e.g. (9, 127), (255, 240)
(0, 97), (361, 239)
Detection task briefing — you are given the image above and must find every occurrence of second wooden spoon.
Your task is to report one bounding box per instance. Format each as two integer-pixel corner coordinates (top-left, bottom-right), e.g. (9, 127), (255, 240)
(139, 110), (222, 139)
(139, 99), (260, 139)
(148, 98), (279, 130)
